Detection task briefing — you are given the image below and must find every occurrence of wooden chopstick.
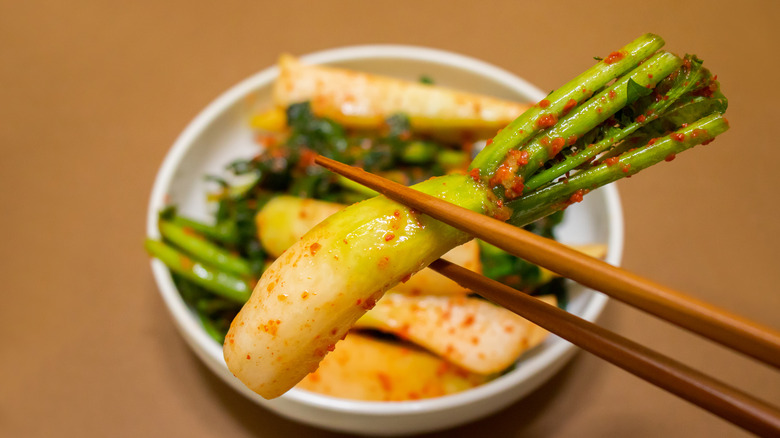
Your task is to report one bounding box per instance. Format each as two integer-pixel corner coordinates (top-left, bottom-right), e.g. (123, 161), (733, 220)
(315, 155), (780, 436)
(429, 258), (780, 437)
(315, 155), (780, 370)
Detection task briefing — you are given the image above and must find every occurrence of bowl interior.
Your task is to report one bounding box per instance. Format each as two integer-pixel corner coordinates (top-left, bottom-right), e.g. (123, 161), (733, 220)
(147, 45), (623, 428)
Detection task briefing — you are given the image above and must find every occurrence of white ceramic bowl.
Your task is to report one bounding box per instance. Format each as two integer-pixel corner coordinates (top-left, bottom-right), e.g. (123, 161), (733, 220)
(147, 45), (624, 435)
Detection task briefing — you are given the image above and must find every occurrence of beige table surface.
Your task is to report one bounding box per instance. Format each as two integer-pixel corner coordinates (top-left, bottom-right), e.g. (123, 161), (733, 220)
(2, 1), (779, 436)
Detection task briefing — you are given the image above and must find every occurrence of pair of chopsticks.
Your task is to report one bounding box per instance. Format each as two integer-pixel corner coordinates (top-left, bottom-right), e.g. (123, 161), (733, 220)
(315, 155), (780, 437)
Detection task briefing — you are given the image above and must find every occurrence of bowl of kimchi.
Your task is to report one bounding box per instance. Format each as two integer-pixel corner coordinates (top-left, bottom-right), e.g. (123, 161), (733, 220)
(147, 45), (623, 435)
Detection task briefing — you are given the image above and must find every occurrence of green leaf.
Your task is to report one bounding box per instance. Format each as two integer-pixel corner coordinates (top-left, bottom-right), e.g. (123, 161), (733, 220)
(205, 174), (228, 188)
(159, 205), (177, 221)
(626, 78), (653, 106)
(385, 113), (411, 137)
(419, 75), (434, 85)
(658, 93), (728, 128)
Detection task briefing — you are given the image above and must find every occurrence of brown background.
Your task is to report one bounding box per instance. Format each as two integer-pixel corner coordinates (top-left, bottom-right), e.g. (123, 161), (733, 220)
(2, 1), (778, 437)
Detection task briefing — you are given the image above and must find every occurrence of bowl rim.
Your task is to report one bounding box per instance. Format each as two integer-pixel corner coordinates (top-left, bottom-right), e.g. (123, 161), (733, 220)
(147, 44), (623, 416)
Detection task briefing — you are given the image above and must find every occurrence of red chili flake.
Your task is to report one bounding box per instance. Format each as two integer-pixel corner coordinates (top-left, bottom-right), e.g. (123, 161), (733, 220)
(550, 137), (566, 155)
(377, 373), (392, 392)
(604, 51), (626, 64)
(636, 114), (646, 123)
(671, 133), (686, 142)
(536, 113), (558, 128)
(681, 123), (688, 128)
(562, 98), (577, 115)
(361, 296), (378, 310)
(469, 167), (481, 182)
(691, 128), (708, 139)
(605, 157), (620, 167)
(461, 315), (476, 327)
(299, 149), (317, 167)
(356, 298), (362, 305)
(326, 344), (336, 352)
(400, 273), (412, 283)
(540, 136), (550, 146)
(509, 149), (529, 166)
(608, 90), (617, 100)
(489, 150), (530, 199)
(568, 189), (586, 204)
(538, 99), (551, 108)
(309, 242), (321, 255)
(255, 135), (276, 148)
(343, 239), (348, 245)
(621, 164), (631, 173)
(384, 233), (395, 241)
(648, 138), (657, 145)
(488, 164), (511, 188)
(261, 319), (281, 336)
(648, 73), (654, 79)
(301, 291), (309, 299)
(508, 178), (525, 198)
(453, 366), (470, 379)
(665, 153), (676, 162)
(567, 135), (578, 146)
(391, 323), (410, 340)
(179, 255), (193, 270)
(246, 354), (251, 360)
